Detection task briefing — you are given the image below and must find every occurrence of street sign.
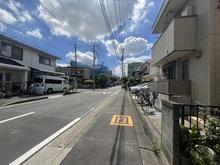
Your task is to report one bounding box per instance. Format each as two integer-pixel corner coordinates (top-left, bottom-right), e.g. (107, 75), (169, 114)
(65, 71), (70, 76)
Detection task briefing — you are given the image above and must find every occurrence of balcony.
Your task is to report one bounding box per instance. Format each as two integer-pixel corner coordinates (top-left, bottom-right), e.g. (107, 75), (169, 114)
(152, 16), (197, 66)
(150, 80), (191, 96)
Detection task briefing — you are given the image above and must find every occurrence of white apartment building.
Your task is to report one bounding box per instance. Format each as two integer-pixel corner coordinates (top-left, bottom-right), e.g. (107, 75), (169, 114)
(151, 0), (220, 106)
(0, 34), (63, 94)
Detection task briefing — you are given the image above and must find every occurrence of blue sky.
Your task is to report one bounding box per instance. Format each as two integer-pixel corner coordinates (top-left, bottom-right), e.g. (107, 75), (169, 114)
(0, 0), (163, 76)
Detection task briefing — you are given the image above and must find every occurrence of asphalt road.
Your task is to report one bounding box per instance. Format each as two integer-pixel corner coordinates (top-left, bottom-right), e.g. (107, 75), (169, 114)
(0, 87), (121, 165)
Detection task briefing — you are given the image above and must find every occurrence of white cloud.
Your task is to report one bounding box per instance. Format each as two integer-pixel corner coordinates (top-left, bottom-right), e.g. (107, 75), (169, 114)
(104, 36), (153, 56)
(19, 11), (34, 22)
(5, 0), (34, 23)
(124, 55), (151, 64)
(130, 0), (154, 32)
(122, 36), (153, 56)
(66, 51), (94, 65)
(114, 63), (128, 77)
(36, 0), (139, 41)
(26, 28), (43, 39)
(0, 8), (17, 24)
(6, 0), (22, 14)
(104, 39), (119, 56)
(0, 22), (6, 31)
(56, 62), (69, 67)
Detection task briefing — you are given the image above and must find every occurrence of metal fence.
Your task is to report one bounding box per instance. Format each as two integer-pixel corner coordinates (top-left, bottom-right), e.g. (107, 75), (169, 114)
(180, 104), (220, 130)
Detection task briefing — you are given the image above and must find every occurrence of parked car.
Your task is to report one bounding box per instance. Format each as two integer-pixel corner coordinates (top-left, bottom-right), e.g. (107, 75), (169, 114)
(129, 84), (143, 91)
(131, 83), (149, 93)
(34, 75), (69, 94)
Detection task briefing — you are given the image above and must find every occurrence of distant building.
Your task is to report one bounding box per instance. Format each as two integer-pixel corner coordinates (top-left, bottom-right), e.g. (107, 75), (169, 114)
(127, 62), (142, 76)
(93, 63), (109, 75)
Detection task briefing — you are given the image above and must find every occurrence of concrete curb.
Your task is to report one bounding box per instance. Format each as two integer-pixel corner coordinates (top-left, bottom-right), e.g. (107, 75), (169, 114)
(128, 92), (169, 165)
(1, 97), (48, 106)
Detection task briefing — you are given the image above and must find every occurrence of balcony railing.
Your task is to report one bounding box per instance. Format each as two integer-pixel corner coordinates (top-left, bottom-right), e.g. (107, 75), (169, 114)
(150, 79), (191, 96)
(152, 16), (197, 66)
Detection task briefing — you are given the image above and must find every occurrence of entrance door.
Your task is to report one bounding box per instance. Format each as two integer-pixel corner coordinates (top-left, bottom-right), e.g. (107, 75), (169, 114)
(182, 60), (189, 80)
(0, 72), (3, 90)
(5, 73), (12, 92)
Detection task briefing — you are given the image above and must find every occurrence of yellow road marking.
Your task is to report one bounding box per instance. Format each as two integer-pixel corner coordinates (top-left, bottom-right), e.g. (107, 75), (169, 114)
(110, 115), (133, 126)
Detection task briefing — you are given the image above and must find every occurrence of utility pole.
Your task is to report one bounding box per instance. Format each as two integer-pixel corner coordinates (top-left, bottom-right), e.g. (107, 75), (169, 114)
(120, 48), (125, 86)
(92, 45), (101, 91)
(71, 44), (78, 92)
(93, 45), (96, 91)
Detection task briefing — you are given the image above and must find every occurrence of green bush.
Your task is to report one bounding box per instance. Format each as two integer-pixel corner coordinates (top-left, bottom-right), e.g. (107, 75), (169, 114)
(63, 87), (71, 95)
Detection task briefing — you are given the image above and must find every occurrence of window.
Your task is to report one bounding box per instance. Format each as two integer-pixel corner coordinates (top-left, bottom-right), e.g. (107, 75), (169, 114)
(1, 42), (23, 60)
(5, 73), (11, 81)
(45, 79), (62, 84)
(35, 78), (43, 83)
(12, 46), (23, 60)
(39, 56), (51, 65)
(0, 73), (3, 81)
(182, 60), (189, 80)
(1, 42), (12, 57)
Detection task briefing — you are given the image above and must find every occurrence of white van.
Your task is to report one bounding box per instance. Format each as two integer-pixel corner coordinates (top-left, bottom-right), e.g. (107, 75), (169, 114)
(34, 75), (69, 93)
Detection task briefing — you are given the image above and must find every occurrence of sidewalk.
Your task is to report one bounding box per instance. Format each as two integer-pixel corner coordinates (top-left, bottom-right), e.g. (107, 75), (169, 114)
(129, 92), (168, 165)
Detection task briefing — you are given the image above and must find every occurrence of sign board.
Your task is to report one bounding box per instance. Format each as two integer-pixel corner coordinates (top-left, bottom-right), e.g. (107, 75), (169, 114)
(65, 71), (70, 76)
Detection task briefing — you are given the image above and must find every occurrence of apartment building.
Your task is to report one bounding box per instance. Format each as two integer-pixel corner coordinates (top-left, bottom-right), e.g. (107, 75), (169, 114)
(151, 0), (220, 106)
(127, 62), (142, 77)
(140, 60), (160, 82)
(0, 34), (62, 94)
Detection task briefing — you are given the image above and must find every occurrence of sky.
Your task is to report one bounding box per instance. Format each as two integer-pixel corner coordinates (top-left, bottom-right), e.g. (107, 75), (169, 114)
(0, 0), (163, 77)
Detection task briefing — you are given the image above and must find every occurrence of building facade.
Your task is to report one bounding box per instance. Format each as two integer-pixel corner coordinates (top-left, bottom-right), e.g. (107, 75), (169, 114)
(141, 60), (159, 82)
(56, 66), (92, 88)
(0, 34), (62, 94)
(151, 0), (220, 106)
(127, 62), (142, 77)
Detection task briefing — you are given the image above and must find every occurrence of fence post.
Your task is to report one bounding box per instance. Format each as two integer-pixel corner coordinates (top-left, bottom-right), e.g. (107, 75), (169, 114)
(161, 100), (181, 165)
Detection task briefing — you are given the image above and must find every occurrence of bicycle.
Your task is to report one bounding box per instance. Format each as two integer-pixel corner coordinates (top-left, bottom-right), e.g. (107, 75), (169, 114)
(141, 90), (161, 111)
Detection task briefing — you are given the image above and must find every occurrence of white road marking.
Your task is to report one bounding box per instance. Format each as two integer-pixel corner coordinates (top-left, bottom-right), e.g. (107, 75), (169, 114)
(116, 91), (120, 94)
(0, 112), (35, 124)
(9, 117), (81, 165)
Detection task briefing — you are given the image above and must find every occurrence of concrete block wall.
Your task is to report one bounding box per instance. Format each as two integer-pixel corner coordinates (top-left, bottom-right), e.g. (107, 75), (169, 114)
(161, 99), (181, 165)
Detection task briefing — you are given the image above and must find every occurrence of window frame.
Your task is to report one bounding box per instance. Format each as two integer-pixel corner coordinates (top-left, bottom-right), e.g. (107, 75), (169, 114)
(39, 55), (51, 65)
(1, 42), (23, 60)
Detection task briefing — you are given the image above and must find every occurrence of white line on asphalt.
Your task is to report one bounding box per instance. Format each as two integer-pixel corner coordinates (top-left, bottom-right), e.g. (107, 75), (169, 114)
(9, 117), (81, 165)
(116, 91), (120, 94)
(0, 112), (35, 124)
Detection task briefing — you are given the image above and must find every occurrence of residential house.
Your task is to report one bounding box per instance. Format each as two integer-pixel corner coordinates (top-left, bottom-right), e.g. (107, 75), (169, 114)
(139, 60), (160, 82)
(127, 62), (142, 77)
(150, 0), (220, 106)
(0, 34), (63, 94)
(56, 66), (92, 88)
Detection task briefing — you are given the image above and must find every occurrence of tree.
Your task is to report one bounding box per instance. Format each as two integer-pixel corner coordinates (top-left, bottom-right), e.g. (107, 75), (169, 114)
(122, 76), (129, 84)
(128, 77), (135, 87)
(121, 76), (129, 89)
(98, 73), (108, 88)
(111, 76), (117, 85)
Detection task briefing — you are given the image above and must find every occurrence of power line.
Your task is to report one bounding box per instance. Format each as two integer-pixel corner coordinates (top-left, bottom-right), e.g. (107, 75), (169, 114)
(99, 0), (122, 71)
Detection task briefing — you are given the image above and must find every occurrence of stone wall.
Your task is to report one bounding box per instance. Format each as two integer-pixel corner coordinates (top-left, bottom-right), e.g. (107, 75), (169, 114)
(161, 100), (181, 165)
